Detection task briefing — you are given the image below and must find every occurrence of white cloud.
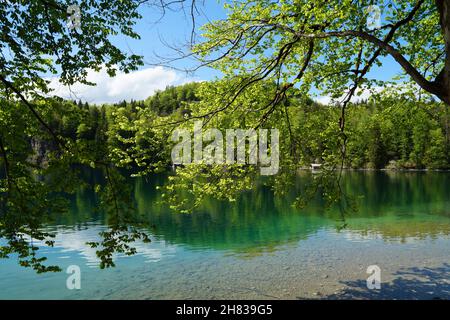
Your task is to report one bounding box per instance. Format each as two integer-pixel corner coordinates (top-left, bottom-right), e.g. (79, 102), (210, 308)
(315, 95), (333, 105)
(34, 225), (178, 267)
(314, 82), (428, 105)
(47, 66), (197, 104)
(315, 86), (384, 105)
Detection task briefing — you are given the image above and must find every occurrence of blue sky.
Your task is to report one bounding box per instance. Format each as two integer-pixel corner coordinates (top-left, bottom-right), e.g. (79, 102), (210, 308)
(126, 2), (402, 81)
(51, 1), (226, 103)
(51, 1), (404, 104)
(129, 0), (227, 80)
(132, 2), (402, 78)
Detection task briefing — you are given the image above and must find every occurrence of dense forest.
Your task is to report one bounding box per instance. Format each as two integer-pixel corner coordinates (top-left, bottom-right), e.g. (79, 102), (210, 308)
(6, 82), (446, 175)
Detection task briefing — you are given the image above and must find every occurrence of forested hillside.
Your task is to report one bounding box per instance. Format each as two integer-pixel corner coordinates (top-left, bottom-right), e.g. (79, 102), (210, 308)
(4, 82), (446, 173)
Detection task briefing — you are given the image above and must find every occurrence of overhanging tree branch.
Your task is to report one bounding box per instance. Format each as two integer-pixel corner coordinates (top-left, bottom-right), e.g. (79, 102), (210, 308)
(292, 29), (441, 99)
(0, 75), (66, 150)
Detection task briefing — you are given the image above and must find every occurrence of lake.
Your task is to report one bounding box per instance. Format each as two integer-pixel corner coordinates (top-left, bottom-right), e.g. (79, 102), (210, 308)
(0, 171), (449, 299)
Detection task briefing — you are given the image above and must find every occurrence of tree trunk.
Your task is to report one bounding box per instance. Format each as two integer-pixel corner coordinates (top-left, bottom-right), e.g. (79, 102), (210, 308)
(435, 0), (450, 105)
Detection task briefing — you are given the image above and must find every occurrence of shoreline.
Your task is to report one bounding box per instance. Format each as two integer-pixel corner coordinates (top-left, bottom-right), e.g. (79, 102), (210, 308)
(297, 167), (450, 172)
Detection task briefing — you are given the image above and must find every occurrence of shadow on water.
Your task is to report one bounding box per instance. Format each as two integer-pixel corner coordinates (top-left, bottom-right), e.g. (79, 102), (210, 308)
(309, 263), (450, 300)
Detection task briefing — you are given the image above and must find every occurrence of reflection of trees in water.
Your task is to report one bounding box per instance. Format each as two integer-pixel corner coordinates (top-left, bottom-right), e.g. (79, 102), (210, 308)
(2, 170), (449, 271)
(130, 171), (450, 252)
(346, 219), (450, 243)
(344, 171), (449, 217)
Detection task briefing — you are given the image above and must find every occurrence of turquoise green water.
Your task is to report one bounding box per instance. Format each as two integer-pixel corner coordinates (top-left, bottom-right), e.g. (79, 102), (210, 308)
(0, 171), (449, 299)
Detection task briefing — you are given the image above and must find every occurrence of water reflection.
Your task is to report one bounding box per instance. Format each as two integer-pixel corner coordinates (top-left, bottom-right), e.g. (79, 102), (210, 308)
(1, 171), (449, 300)
(51, 171), (450, 258)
